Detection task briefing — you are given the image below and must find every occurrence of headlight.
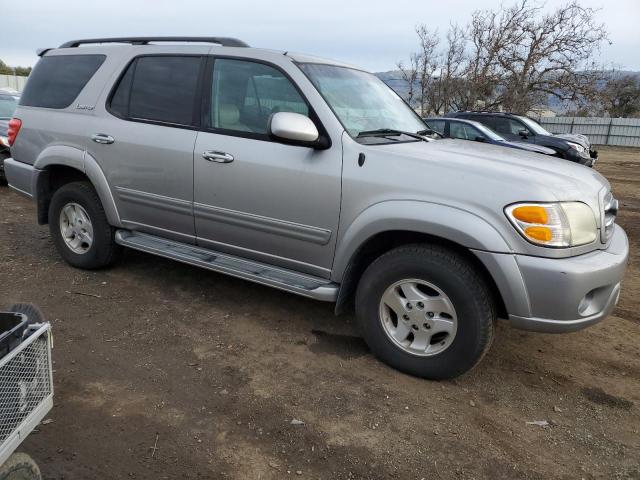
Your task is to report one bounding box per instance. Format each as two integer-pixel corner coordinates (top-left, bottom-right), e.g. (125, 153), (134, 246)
(567, 142), (585, 154)
(0, 136), (8, 147)
(505, 202), (597, 247)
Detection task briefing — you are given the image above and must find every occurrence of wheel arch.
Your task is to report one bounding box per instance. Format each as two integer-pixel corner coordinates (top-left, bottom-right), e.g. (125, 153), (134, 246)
(33, 146), (120, 226)
(332, 201), (515, 318)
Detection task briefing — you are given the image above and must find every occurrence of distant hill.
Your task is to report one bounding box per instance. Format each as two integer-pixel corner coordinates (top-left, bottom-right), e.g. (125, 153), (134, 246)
(375, 70), (640, 114)
(375, 70), (410, 97)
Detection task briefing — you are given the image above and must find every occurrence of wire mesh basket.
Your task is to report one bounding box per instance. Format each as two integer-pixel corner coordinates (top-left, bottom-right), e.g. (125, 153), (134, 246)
(0, 323), (53, 466)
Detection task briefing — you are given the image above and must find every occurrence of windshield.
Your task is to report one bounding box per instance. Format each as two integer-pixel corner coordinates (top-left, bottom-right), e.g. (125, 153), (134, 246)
(0, 94), (19, 119)
(472, 121), (504, 141)
(517, 116), (551, 136)
(298, 63), (427, 139)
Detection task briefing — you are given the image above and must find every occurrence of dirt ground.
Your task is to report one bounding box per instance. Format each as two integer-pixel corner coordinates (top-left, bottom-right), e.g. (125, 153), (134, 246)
(1, 146), (639, 480)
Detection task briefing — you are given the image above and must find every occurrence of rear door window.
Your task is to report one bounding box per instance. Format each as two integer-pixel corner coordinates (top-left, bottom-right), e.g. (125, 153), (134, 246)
(110, 56), (203, 126)
(20, 55), (105, 109)
(449, 122), (479, 140)
(493, 117), (525, 136)
(475, 116), (496, 130)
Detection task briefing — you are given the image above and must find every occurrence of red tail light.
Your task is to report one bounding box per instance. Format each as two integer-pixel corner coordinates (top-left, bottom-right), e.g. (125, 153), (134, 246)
(7, 118), (22, 147)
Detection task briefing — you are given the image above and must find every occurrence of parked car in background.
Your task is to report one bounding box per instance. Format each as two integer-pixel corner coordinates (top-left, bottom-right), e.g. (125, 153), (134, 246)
(4, 37), (628, 380)
(425, 117), (556, 156)
(446, 111), (598, 167)
(0, 89), (21, 183)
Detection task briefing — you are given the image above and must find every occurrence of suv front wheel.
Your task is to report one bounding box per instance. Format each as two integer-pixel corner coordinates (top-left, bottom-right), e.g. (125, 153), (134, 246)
(355, 244), (496, 380)
(49, 181), (121, 269)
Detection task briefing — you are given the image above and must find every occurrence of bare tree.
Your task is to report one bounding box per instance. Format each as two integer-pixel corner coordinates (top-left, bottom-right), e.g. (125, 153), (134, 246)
(429, 24), (466, 114)
(396, 0), (609, 116)
(415, 26), (440, 116)
(396, 53), (420, 109)
(494, 1), (608, 113)
(460, 3), (525, 110)
(598, 74), (640, 118)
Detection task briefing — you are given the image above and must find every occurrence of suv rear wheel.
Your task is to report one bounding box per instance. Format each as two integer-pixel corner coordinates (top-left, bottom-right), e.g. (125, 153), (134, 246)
(48, 181), (121, 269)
(355, 244), (495, 380)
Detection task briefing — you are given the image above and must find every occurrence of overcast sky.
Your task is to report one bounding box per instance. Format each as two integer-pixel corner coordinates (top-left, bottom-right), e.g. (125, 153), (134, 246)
(1, 0), (638, 72)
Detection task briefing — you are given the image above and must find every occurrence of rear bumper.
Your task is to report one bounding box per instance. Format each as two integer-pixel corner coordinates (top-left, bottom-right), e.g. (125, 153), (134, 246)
(3, 158), (37, 197)
(508, 225), (628, 333)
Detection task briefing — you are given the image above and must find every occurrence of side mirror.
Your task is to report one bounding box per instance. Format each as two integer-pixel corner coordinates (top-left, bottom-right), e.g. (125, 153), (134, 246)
(518, 129), (528, 138)
(268, 112), (320, 148)
(474, 136), (486, 142)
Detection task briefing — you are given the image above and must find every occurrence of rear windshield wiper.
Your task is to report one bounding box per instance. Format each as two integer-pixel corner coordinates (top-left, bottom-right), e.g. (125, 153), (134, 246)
(357, 128), (428, 141)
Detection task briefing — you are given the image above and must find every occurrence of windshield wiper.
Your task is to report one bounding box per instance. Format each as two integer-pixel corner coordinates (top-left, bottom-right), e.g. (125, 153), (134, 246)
(357, 128), (428, 141)
(417, 128), (443, 139)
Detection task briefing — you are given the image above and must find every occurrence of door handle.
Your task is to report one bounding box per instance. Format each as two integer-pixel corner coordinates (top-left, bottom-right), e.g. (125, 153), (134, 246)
(202, 151), (234, 163)
(91, 133), (115, 145)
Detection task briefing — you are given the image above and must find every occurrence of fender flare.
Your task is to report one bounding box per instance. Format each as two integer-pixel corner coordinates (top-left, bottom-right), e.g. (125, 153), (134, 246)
(330, 200), (531, 317)
(34, 145), (122, 227)
(331, 200), (513, 282)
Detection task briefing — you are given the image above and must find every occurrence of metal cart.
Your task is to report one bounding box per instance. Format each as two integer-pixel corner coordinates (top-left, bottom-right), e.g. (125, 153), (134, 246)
(0, 305), (53, 480)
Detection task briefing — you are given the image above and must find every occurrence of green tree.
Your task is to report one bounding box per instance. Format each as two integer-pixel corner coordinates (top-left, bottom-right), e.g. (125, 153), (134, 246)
(0, 58), (32, 76)
(0, 59), (13, 75)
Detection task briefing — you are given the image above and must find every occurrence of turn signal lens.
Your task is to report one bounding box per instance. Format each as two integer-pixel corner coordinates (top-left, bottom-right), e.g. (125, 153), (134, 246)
(505, 202), (597, 248)
(512, 206), (548, 224)
(524, 226), (552, 242)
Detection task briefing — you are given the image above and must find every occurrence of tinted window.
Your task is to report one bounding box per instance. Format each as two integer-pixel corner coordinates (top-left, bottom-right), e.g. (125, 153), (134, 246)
(208, 59), (308, 134)
(450, 122), (481, 140)
(20, 55), (105, 109)
(110, 56), (202, 126)
(474, 116), (496, 130)
(426, 119), (445, 135)
(492, 117), (526, 136)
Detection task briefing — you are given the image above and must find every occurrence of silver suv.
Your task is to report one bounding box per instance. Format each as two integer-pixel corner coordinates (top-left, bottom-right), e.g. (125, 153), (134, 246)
(4, 37), (629, 379)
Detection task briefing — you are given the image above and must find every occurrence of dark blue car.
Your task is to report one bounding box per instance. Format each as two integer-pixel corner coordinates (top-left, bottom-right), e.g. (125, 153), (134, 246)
(424, 117), (556, 156)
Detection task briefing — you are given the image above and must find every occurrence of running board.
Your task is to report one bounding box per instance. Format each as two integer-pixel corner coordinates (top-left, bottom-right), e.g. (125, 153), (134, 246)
(114, 230), (339, 301)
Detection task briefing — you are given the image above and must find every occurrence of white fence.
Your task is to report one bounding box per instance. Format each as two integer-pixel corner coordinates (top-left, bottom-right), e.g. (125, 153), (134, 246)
(535, 116), (640, 147)
(0, 74), (27, 92)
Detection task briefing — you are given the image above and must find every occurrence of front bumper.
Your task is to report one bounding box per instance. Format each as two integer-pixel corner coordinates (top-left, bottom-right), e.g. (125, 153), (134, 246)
(508, 224), (628, 333)
(565, 147), (596, 167)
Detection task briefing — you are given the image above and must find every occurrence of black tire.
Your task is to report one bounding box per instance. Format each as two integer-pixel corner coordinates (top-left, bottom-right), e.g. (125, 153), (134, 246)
(7, 304), (45, 324)
(48, 181), (121, 269)
(0, 453), (41, 480)
(355, 244), (496, 380)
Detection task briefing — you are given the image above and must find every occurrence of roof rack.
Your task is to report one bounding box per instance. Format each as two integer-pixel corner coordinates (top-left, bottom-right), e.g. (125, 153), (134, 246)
(457, 110), (518, 115)
(58, 36), (250, 49)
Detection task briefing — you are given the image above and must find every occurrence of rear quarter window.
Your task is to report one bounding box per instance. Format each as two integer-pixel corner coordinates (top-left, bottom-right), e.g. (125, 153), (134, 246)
(20, 55), (106, 109)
